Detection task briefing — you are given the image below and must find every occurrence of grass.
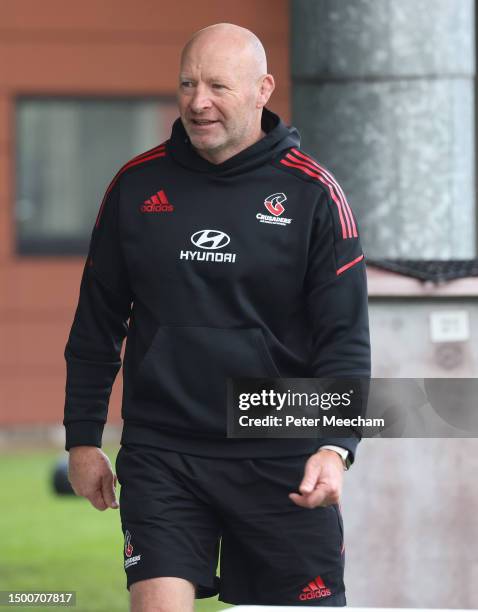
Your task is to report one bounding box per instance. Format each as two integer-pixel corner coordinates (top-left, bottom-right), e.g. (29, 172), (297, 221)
(0, 447), (232, 612)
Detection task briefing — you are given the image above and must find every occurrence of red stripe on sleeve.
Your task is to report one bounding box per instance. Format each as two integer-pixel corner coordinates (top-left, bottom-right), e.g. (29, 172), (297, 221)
(280, 156), (348, 239)
(336, 254), (364, 275)
(292, 149), (358, 238)
(286, 152), (352, 237)
(290, 152), (353, 238)
(94, 149), (166, 228)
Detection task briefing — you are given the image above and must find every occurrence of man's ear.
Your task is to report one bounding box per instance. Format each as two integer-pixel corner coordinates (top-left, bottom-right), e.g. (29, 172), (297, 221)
(257, 74), (275, 109)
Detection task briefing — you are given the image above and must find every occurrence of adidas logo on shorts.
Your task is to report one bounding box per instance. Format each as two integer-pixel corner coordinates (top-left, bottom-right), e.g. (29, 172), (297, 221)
(298, 575), (332, 601)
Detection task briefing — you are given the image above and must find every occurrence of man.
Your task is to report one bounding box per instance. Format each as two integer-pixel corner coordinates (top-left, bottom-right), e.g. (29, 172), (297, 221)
(64, 23), (370, 611)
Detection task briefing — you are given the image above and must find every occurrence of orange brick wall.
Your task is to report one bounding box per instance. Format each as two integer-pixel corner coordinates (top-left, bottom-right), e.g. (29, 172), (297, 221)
(0, 0), (291, 426)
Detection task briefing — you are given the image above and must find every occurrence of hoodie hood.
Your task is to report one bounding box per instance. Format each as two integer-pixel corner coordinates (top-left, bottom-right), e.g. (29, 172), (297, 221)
(167, 107), (300, 177)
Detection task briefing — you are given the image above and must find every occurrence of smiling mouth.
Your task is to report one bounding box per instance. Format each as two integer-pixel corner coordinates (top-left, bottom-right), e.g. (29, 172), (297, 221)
(190, 119), (219, 126)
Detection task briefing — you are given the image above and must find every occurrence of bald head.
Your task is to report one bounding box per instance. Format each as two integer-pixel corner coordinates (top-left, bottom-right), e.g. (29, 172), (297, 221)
(180, 23), (267, 80)
(177, 22), (275, 164)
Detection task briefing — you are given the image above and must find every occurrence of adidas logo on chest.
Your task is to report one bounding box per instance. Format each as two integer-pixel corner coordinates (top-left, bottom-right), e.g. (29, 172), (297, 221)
(141, 189), (174, 213)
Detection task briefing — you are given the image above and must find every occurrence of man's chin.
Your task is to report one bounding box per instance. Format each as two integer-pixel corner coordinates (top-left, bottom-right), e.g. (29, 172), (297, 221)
(189, 136), (224, 154)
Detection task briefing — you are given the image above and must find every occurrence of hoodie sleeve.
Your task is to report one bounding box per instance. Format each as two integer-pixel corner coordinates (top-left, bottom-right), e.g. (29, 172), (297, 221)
(63, 178), (133, 451)
(305, 187), (371, 464)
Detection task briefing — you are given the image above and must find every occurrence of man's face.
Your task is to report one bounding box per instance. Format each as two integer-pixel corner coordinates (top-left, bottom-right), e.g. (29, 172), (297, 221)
(178, 40), (261, 162)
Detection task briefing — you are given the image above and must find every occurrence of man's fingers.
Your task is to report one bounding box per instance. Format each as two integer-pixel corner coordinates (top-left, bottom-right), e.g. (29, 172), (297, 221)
(289, 492), (313, 508)
(89, 490), (108, 511)
(289, 485), (329, 509)
(101, 473), (119, 509)
(299, 458), (322, 494)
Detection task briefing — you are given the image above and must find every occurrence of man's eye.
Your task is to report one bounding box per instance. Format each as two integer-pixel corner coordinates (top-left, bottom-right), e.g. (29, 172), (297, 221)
(181, 81), (193, 88)
(212, 84), (225, 89)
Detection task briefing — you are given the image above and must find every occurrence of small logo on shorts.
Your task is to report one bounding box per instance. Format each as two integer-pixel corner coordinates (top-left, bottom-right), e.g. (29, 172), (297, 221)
(124, 530), (134, 557)
(298, 575), (332, 601)
(124, 530), (142, 569)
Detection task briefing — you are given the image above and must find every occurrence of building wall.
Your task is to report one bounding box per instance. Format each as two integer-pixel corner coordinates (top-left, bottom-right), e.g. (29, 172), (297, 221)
(0, 0), (290, 426)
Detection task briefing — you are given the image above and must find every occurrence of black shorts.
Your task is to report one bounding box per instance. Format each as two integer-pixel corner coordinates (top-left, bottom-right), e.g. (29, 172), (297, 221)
(116, 443), (346, 607)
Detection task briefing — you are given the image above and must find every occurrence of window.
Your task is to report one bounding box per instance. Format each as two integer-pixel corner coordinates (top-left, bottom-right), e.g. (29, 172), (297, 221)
(15, 97), (177, 255)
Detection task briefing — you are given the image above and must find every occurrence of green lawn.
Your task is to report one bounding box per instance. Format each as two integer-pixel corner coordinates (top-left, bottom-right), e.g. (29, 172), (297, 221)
(0, 447), (232, 612)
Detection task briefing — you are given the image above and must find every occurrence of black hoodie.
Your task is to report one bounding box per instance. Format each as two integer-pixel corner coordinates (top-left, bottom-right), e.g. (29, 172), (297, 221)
(63, 108), (370, 460)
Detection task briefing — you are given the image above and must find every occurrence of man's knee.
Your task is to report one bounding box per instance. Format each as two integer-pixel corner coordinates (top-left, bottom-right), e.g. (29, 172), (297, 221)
(130, 576), (196, 612)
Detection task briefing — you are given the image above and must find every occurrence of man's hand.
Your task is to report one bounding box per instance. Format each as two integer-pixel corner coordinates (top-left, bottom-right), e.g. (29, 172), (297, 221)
(289, 449), (344, 509)
(68, 446), (119, 511)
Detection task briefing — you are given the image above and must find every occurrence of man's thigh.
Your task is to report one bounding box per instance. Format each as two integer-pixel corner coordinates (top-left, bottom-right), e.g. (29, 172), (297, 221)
(130, 577), (195, 612)
(210, 455), (346, 606)
(116, 444), (221, 598)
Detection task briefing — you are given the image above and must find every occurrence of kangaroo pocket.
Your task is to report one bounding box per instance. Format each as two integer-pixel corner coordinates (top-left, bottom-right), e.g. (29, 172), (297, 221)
(131, 326), (280, 435)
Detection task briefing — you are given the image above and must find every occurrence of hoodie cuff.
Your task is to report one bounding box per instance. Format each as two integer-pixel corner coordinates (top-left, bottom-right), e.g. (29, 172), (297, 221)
(65, 421), (105, 451)
(316, 437), (360, 465)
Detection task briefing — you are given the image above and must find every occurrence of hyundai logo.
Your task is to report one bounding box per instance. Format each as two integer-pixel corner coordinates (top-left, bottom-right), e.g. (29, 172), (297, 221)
(191, 229), (231, 250)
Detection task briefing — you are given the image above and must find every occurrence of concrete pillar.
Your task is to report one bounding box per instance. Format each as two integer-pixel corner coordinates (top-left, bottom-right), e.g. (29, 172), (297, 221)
(291, 0), (475, 258)
(291, 2), (478, 608)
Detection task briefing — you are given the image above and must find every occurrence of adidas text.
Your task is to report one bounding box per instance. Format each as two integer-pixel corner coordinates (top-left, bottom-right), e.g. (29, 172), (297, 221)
(141, 203), (174, 213)
(299, 587), (332, 601)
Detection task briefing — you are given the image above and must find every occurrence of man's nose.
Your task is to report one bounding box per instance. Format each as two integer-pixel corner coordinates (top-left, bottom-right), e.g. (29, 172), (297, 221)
(189, 85), (212, 113)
